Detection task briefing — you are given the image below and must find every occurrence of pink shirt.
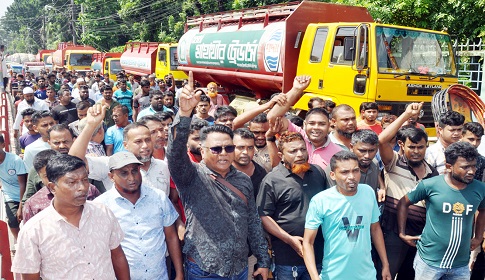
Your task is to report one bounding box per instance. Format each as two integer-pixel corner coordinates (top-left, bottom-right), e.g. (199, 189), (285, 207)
(12, 201), (124, 279)
(288, 122), (342, 169)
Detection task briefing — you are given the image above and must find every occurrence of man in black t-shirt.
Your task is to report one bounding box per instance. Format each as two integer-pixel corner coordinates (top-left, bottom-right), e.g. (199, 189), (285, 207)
(256, 131), (327, 279)
(51, 89), (78, 125)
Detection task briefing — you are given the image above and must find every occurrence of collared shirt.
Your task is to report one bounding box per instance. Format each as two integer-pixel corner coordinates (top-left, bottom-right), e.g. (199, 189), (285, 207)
(425, 140), (446, 174)
(13, 98), (50, 130)
(95, 184), (178, 280)
(167, 115), (270, 276)
(324, 161), (380, 192)
(87, 141), (107, 157)
(87, 156), (170, 194)
(328, 131), (350, 151)
(257, 163), (326, 266)
(288, 122), (342, 169)
(137, 105), (162, 120)
(23, 185), (101, 223)
(113, 89), (134, 116)
(105, 125), (127, 154)
(96, 99), (120, 128)
(382, 151), (438, 235)
(12, 201), (124, 279)
(44, 98), (60, 110)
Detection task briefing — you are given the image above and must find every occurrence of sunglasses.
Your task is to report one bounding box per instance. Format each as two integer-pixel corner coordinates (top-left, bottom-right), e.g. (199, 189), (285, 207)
(203, 145), (236, 154)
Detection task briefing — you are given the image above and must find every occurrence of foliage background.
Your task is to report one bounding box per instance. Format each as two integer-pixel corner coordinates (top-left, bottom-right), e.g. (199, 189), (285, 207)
(1, 0), (485, 53)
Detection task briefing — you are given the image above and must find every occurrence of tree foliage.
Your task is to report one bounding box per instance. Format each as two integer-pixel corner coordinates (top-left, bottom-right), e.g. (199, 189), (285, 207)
(2, 0), (485, 54)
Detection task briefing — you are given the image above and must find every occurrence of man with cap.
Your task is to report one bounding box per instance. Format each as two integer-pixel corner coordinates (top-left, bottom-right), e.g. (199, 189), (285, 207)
(95, 151), (183, 280)
(13, 87), (50, 138)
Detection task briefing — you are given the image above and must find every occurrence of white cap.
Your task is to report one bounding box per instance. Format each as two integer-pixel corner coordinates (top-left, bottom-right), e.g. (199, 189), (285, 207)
(23, 87), (34, 94)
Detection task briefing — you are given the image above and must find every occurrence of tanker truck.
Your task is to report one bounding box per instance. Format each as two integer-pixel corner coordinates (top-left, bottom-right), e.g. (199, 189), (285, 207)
(91, 52), (122, 81)
(177, 0), (458, 135)
(52, 42), (99, 74)
(120, 42), (187, 84)
(35, 49), (55, 63)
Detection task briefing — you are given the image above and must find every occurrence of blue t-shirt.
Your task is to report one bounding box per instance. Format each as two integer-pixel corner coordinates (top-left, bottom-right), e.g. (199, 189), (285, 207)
(113, 89), (133, 116)
(105, 125), (127, 154)
(305, 184), (380, 280)
(0, 152), (28, 202)
(34, 89), (47, 100)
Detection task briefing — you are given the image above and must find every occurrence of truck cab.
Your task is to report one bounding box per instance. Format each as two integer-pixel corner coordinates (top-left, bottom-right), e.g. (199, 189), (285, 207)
(156, 44), (187, 85)
(295, 22), (457, 135)
(65, 50), (100, 73)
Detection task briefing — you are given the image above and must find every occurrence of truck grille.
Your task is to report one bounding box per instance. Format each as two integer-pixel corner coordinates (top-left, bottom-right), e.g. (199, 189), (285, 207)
(378, 101), (434, 128)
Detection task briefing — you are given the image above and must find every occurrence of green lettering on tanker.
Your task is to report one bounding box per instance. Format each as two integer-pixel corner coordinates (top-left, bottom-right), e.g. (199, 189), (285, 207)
(190, 31), (265, 70)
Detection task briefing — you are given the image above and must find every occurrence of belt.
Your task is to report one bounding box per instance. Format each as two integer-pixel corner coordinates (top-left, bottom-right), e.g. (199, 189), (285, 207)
(187, 255), (196, 263)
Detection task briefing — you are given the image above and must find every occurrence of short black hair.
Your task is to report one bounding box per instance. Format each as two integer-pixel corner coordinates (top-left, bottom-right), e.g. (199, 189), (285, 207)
(76, 100), (91, 110)
(123, 123), (149, 141)
(308, 97), (324, 109)
(31, 110), (54, 125)
(140, 80), (150, 87)
(233, 128), (255, 140)
(360, 102), (378, 112)
(214, 106), (237, 121)
(439, 111), (465, 128)
(200, 124), (233, 143)
(445, 141), (479, 165)
(162, 91), (174, 98)
(149, 90), (164, 99)
(101, 85), (112, 92)
(47, 124), (74, 140)
(190, 118), (209, 134)
(21, 108), (37, 118)
(289, 115), (304, 127)
(250, 113), (267, 124)
(155, 111), (174, 122)
(463, 122), (484, 138)
(306, 107), (329, 121)
(351, 129), (379, 146)
(33, 149), (59, 172)
(330, 150), (359, 172)
(46, 154), (86, 183)
(199, 94), (210, 103)
(113, 105), (129, 115)
(138, 115), (162, 126)
(397, 127), (428, 144)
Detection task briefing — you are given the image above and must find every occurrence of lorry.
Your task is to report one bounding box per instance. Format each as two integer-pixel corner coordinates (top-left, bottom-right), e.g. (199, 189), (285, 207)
(22, 62), (47, 77)
(120, 42), (187, 84)
(91, 52), (122, 81)
(35, 49), (55, 64)
(52, 42), (99, 74)
(177, 1), (458, 135)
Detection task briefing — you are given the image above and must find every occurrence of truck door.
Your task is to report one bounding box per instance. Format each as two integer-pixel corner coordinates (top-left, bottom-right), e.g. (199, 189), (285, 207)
(304, 27), (328, 92)
(323, 26), (369, 103)
(156, 46), (168, 79)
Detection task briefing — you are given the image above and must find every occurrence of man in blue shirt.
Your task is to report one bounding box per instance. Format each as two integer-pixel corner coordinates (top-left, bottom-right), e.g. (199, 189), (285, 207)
(303, 151), (391, 280)
(113, 79), (134, 120)
(105, 105), (130, 156)
(94, 151), (182, 280)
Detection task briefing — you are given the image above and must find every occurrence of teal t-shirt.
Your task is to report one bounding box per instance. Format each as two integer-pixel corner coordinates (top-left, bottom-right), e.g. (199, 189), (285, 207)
(408, 175), (485, 269)
(305, 184), (380, 280)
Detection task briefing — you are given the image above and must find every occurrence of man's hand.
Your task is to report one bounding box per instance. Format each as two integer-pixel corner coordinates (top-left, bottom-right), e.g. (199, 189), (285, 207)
(17, 203), (23, 222)
(404, 102), (423, 118)
(179, 71), (201, 116)
(286, 235), (304, 257)
(377, 188), (386, 202)
(253, 267), (269, 280)
(86, 103), (107, 126)
(266, 117), (283, 138)
(292, 75), (311, 91)
(398, 233), (420, 247)
(268, 93), (287, 108)
(14, 129), (19, 139)
(471, 237), (482, 251)
(381, 265), (392, 280)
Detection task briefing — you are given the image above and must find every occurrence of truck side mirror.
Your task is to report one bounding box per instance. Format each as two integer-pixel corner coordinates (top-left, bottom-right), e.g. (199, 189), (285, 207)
(344, 37), (355, 61)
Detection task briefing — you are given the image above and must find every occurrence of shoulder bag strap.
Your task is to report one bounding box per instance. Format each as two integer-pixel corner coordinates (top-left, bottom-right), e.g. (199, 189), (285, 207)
(210, 174), (248, 205)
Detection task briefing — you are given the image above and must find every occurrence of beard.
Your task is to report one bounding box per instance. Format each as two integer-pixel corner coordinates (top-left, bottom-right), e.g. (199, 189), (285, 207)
(137, 154), (151, 163)
(290, 162), (311, 174)
(452, 171), (473, 184)
(26, 98), (35, 105)
(207, 91), (218, 98)
(337, 129), (353, 139)
(407, 159), (422, 168)
(189, 146), (201, 155)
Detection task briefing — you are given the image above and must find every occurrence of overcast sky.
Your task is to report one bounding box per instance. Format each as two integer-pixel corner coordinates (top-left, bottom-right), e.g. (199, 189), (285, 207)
(1, 0), (15, 18)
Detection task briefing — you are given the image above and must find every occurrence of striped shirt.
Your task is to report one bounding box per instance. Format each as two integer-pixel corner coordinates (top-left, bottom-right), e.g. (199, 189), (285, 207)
(113, 89), (133, 116)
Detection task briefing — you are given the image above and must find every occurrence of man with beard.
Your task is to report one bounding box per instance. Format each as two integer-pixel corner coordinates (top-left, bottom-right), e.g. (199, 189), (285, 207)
(34, 77), (47, 100)
(378, 102), (439, 279)
(214, 106), (238, 130)
(232, 128), (267, 199)
(187, 119), (209, 163)
(324, 129), (382, 198)
(137, 90), (164, 120)
(257, 131), (327, 279)
(329, 104), (357, 150)
(72, 85), (95, 106)
(397, 142), (485, 280)
(47, 73), (60, 93)
(193, 94), (215, 125)
(138, 115), (169, 160)
(13, 87), (49, 138)
(96, 85), (120, 128)
(303, 151), (391, 280)
(162, 91), (178, 114)
(133, 79), (152, 121)
(70, 104), (171, 196)
(105, 105), (130, 155)
(268, 78), (342, 169)
(426, 111), (465, 174)
(51, 89), (78, 125)
(113, 79), (134, 120)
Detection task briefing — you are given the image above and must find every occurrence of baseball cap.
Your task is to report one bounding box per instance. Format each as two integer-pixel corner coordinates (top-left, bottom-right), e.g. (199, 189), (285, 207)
(23, 87), (34, 94)
(108, 152), (142, 170)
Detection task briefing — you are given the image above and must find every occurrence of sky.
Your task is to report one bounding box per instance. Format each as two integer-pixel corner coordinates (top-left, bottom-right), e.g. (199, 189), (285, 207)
(1, 0), (15, 18)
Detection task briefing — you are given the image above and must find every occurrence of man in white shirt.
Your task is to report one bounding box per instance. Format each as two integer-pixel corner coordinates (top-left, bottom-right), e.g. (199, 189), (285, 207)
(13, 87), (50, 138)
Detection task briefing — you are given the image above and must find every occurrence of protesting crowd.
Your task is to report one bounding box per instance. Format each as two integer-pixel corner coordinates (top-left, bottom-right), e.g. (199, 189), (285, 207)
(1, 67), (485, 280)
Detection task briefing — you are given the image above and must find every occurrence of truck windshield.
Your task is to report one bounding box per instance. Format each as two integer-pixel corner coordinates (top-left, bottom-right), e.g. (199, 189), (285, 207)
(70, 53), (94, 66)
(110, 60), (122, 74)
(376, 26), (456, 77)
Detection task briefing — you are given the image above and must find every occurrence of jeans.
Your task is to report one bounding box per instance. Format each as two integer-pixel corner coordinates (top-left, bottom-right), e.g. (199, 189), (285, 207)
(414, 253), (470, 280)
(185, 259), (248, 280)
(274, 264), (321, 280)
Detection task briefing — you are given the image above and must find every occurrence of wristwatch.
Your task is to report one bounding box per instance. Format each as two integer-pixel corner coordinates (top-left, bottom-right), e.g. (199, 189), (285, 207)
(266, 136), (276, 142)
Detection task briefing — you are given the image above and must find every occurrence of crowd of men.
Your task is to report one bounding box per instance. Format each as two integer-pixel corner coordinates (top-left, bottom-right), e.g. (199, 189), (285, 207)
(1, 68), (485, 280)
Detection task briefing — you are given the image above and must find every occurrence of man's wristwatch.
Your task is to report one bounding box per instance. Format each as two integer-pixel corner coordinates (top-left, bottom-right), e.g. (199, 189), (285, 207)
(266, 136), (276, 142)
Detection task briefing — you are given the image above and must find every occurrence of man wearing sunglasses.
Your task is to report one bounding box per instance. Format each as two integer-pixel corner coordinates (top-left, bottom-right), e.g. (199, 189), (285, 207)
(167, 71), (270, 280)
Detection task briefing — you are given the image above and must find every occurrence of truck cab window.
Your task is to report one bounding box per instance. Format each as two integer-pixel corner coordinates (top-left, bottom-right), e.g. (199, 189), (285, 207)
(309, 28), (328, 62)
(331, 27), (356, 65)
(158, 49), (167, 63)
